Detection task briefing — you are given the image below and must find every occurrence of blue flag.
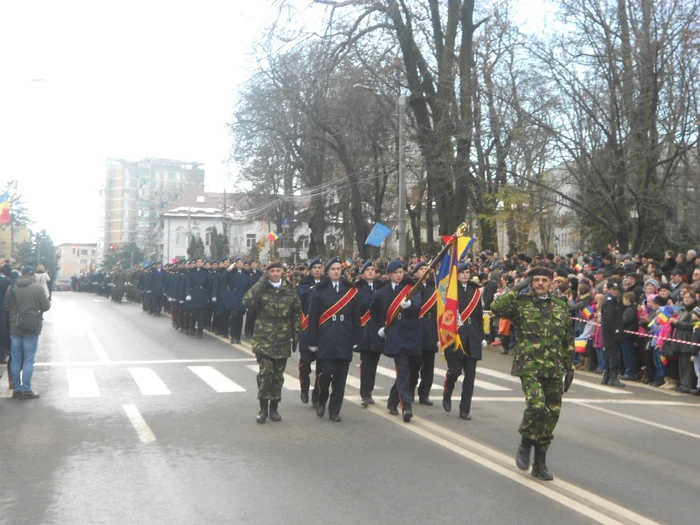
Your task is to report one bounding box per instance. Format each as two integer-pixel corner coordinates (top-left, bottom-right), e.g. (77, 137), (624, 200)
(364, 222), (393, 247)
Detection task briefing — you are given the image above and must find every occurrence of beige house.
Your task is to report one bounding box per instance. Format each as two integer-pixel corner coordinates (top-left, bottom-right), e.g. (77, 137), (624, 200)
(55, 243), (98, 281)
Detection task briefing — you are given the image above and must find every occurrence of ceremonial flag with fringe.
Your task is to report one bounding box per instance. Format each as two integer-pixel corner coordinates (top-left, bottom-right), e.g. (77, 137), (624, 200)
(436, 236), (474, 352)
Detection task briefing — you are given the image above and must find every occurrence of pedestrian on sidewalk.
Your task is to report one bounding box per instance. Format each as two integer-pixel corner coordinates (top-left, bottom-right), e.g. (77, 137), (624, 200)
(244, 262), (301, 424)
(4, 265), (51, 400)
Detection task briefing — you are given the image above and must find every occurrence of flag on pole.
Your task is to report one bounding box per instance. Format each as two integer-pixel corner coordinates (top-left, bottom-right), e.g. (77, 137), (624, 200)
(581, 304), (595, 320)
(343, 258), (352, 268)
(364, 222), (392, 247)
(653, 305), (674, 327)
(266, 231), (279, 242)
(436, 236), (474, 352)
(574, 337), (587, 353)
(0, 193), (10, 225)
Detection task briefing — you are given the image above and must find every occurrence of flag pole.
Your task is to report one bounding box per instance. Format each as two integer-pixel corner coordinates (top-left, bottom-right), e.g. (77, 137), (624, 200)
(386, 222), (467, 327)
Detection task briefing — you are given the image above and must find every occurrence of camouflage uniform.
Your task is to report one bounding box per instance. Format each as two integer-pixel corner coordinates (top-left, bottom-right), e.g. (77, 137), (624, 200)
(244, 276), (302, 401)
(490, 290), (573, 447)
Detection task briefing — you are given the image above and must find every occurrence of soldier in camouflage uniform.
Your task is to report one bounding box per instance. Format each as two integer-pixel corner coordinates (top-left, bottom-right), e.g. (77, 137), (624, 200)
(490, 266), (575, 481)
(243, 261), (302, 424)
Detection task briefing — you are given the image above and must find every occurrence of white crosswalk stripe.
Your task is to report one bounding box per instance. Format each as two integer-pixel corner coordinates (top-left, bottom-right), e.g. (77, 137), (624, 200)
(67, 368), (101, 398)
(188, 366), (246, 393)
(128, 367), (171, 395)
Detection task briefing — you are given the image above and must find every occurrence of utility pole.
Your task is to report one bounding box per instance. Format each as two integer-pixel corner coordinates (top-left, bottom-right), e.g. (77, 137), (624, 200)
(398, 94), (407, 257)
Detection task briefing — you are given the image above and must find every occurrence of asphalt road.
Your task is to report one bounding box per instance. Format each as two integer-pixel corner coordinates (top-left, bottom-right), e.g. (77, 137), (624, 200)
(1, 293), (699, 525)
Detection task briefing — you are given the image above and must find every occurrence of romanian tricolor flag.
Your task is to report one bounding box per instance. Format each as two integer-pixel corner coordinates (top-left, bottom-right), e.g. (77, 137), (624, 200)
(574, 337), (587, 353)
(437, 236), (475, 352)
(0, 193), (10, 225)
(660, 354), (668, 367)
(581, 304), (595, 320)
(574, 263), (582, 272)
(654, 305), (674, 326)
(266, 231), (279, 242)
(343, 258), (352, 268)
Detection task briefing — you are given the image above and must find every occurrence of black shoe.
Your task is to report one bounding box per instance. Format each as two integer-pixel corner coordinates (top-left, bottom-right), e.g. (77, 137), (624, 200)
(459, 412), (472, 420)
(531, 446), (554, 481)
(316, 402), (325, 418)
(442, 394), (452, 413)
(652, 378), (665, 387)
(329, 414), (342, 422)
(235, 339), (241, 344)
(312, 397), (318, 409)
(361, 397), (370, 408)
(12, 390), (21, 399)
(677, 385), (691, 394)
(418, 397), (434, 406)
(300, 391), (309, 404)
(366, 397), (375, 405)
(197, 332), (203, 339)
(387, 405), (399, 416)
(601, 370), (610, 385)
(20, 390), (40, 400)
(608, 373), (625, 388)
(269, 400), (281, 422)
(256, 399), (269, 424)
(402, 410), (413, 423)
(515, 436), (533, 471)
(230, 338), (235, 344)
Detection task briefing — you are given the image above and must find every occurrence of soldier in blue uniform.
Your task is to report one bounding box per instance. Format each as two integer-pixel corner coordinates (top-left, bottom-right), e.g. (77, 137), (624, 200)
(442, 262), (485, 420)
(185, 258), (211, 339)
(371, 259), (422, 423)
(355, 260), (384, 407)
(296, 258), (324, 405)
(225, 258), (251, 344)
(410, 261), (438, 405)
(307, 258), (360, 422)
(147, 261), (168, 317)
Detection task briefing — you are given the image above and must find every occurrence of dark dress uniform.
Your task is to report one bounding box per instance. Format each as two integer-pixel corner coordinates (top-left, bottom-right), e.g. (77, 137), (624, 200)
(147, 268), (168, 316)
(411, 279), (438, 404)
(225, 269), (251, 343)
(356, 279), (384, 405)
(600, 287), (624, 386)
(442, 280), (485, 419)
(308, 277), (360, 421)
(370, 275), (423, 422)
(211, 268), (228, 336)
(245, 267), (263, 337)
(296, 275), (320, 404)
(186, 267), (211, 337)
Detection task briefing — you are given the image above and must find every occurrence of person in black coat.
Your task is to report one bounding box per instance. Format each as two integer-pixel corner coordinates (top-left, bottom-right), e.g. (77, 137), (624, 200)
(620, 292), (641, 380)
(185, 258), (212, 339)
(307, 258), (361, 422)
(355, 261), (384, 407)
(410, 262), (438, 406)
(147, 262), (168, 316)
(225, 258), (252, 344)
(601, 279), (625, 387)
(296, 258), (324, 406)
(370, 259), (423, 423)
(442, 263), (485, 420)
(244, 260), (263, 338)
(482, 272), (500, 343)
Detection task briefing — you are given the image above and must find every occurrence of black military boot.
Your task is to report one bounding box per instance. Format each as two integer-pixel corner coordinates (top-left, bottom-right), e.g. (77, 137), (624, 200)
(300, 390), (309, 404)
(608, 370), (625, 388)
(316, 401), (325, 418)
(269, 400), (282, 422)
(601, 369), (610, 385)
(418, 396), (434, 406)
(442, 389), (453, 412)
(256, 399), (269, 424)
(531, 446), (554, 481)
(515, 436), (533, 471)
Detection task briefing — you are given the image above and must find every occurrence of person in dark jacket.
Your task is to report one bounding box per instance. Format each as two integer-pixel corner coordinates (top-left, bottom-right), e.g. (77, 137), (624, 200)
(307, 258), (361, 422)
(185, 258), (212, 339)
(620, 292), (641, 380)
(296, 258), (324, 406)
(225, 258), (251, 344)
(442, 263), (485, 420)
(410, 262), (438, 406)
(355, 261), (383, 407)
(667, 292), (699, 393)
(601, 280), (625, 387)
(0, 264), (12, 364)
(370, 259), (423, 423)
(147, 262), (168, 315)
(4, 265), (51, 399)
(244, 260), (263, 338)
(623, 272), (644, 304)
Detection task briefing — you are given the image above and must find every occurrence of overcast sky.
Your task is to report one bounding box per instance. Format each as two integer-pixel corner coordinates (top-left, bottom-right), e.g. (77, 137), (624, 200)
(0, 0), (547, 246)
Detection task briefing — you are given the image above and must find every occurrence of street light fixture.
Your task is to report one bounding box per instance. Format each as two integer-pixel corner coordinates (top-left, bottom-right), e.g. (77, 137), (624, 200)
(353, 84), (407, 257)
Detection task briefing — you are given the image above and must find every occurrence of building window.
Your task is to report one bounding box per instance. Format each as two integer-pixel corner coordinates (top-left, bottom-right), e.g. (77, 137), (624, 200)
(205, 227), (214, 247)
(80, 259), (88, 265)
(175, 226), (186, 247)
(246, 233), (256, 249)
(81, 249), (88, 255)
(191, 226), (200, 239)
(298, 235), (309, 249)
(91, 250), (96, 256)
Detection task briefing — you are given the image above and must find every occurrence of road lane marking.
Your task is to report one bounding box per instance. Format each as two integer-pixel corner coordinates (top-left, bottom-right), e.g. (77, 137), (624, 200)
(574, 402), (700, 440)
(123, 404), (156, 443)
(342, 395), (700, 406)
(188, 366), (246, 393)
(349, 398), (661, 525)
(473, 379), (512, 391)
(85, 327), (110, 363)
(128, 367), (170, 395)
(381, 365), (509, 392)
(247, 364), (300, 391)
(67, 368), (101, 397)
(34, 358), (257, 367)
(474, 367), (632, 395)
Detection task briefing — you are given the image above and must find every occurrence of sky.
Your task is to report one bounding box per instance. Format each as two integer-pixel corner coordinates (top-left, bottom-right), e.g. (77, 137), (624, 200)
(0, 0), (548, 247)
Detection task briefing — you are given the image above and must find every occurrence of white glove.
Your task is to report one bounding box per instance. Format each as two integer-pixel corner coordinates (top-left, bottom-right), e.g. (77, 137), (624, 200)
(227, 265), (235, 272)
(308, 346), (319, 352)
(457, 316), (463, 327)
(179, 300), (184, 304)
(211, 297), (217, 302)
(353, 345), (358, 349)
(185, 295), (192, 301)
(378, 327), (386, 338)
(436, 341), (441, 351)
(400, 299), (411, 309)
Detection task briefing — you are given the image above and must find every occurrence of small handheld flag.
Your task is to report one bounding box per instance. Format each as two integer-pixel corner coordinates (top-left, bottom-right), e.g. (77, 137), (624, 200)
(581, 304), (595, 320)
(574, 337), (587, 353)
(266, 231), (279, 242)
(0, 193), (10, 225)
(343, 258), (352, 268)
(574, 263), (582, 272)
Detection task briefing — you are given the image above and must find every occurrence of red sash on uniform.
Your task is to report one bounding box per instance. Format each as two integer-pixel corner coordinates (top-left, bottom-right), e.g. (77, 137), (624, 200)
(419, 291), (437, 318)
(318, 288), (358, 327)
(385, 285), (412, 328)
(301, 313), (309, 331)
(459, 287), (482, 323)
(360, 310), (371, 327)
